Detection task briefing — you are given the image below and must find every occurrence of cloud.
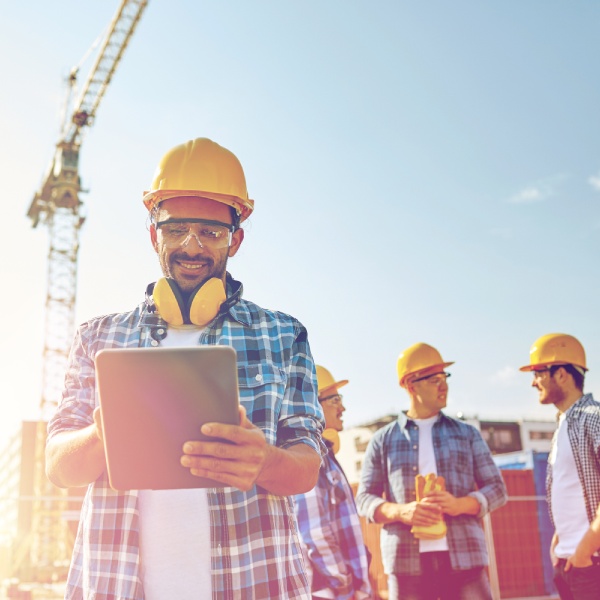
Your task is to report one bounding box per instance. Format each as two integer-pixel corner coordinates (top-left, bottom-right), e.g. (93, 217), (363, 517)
(507, 174), (567, 204)
(509, 186), (544, 204)
(490, 365), (520, 387)
(588, 174), (600, 192)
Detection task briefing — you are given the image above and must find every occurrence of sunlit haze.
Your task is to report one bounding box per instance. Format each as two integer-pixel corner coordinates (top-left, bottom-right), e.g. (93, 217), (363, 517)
(1, 1), (599, 450)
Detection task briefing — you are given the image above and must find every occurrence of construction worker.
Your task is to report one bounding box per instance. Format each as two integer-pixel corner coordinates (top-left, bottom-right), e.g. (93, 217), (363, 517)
(45, 137), (326, 600)
(520, 333), (600, 599)
(294, 365), (372, 600)
(356, 343), (507, 600)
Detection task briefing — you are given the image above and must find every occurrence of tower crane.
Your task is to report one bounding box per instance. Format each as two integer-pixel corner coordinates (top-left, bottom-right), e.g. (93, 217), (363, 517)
(16, 0), (148, 584)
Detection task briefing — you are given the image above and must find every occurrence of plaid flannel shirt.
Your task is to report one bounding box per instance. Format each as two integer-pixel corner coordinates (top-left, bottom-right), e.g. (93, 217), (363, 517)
(294, 442), (372, 600)
(547, 393), (600, 528)
(47, 278), (326, 600)
(355, 412), (507, 576)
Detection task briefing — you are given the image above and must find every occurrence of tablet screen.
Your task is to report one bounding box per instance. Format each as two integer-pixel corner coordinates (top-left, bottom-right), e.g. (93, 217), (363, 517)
(96, 345), (239, 490)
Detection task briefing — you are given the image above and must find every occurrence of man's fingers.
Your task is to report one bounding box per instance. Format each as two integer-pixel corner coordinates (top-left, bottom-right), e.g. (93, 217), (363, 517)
(238, 404), (253, 429)
(92, 407), (104, 442)
(181, 453), (260, 491)
(564, 560), (571, 572)
(185, 466), (254, 491)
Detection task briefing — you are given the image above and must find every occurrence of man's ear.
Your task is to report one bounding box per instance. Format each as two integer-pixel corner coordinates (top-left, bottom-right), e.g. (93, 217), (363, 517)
(554, 366), (569, 386)
(228, 228), (245, 257)
(150, 224), (159, 252)
(404, 380), (415, 396)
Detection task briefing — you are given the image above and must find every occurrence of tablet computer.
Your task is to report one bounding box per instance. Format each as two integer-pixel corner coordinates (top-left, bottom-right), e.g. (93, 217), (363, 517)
(95, 345), (239, 491)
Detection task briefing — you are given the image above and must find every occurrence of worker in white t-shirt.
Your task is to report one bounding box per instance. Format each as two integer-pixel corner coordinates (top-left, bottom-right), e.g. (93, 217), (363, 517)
(521, 333), (600, 600)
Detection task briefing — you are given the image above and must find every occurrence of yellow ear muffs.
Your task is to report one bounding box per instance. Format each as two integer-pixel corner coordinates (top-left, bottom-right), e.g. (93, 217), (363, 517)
(152, 277), (226, 327)
(153, 278), (186, 326)
(188, 277), (226, 326)
(322, 428), (341, 455)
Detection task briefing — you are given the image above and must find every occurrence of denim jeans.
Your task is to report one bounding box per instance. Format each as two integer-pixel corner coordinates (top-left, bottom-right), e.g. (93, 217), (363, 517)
(553, 559), (600, 600)
(387, 551), (492, 600)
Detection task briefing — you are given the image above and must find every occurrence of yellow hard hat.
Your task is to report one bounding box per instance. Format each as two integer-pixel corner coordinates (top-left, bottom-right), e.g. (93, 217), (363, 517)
(520, 333), (587, 372)
(315, 365), (349, 399)
(397, 343), (454, 387)
(142, 138), (254, 222)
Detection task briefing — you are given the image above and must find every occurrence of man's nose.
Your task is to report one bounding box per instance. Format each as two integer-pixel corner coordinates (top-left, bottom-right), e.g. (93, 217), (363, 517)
(181, 231), (204, 249)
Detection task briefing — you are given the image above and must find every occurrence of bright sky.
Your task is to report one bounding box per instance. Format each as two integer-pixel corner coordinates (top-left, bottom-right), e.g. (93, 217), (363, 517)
(1, 1), (599, 450)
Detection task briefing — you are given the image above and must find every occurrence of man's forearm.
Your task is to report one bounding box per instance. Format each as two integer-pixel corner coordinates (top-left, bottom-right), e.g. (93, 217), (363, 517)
(257, 443), (320, 495)
(374, 501), (411, 525)
(574, 511), (600, 560)
(46, 425), (106, 488)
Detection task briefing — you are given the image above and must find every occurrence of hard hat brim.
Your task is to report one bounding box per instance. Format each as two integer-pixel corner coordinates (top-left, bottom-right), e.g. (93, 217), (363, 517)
(519, 361), (588, 373)
(143, 189), (254, 222)
(401, 361), (454, 387)
(318, 379), (349, 398)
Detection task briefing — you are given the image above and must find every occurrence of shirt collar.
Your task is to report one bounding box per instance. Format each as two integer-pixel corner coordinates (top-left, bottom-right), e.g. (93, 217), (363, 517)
(565, 393), (595, 418)
(398, 411), (445, 429)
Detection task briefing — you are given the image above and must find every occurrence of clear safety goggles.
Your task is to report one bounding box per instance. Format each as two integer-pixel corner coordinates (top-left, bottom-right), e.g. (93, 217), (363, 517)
(412, 372), (451, 387)
(156, 218), (234, 249)
(320, 394), (344, 406)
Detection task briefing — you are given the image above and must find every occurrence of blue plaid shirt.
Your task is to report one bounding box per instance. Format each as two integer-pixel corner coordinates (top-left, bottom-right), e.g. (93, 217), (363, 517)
(547, 393), (600, 528)
(294, 442), (372, 600)
(355, 412), (507, 576)
(47, 278), (326, 600)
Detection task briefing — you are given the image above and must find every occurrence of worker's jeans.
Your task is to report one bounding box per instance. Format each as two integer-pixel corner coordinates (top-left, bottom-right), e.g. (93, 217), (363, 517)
(553, 559), (600, 600)
(387, 551), (492, 600)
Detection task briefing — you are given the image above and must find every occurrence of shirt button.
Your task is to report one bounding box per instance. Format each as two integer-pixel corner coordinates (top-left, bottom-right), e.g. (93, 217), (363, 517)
(151, 340), (159, 347)
(412, 445), (417, 450)
(412, 466), (417, 471)
(255, 374), (263, 382)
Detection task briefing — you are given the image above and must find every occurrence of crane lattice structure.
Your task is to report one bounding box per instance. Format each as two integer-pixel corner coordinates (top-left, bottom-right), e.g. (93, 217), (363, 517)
(18, 0), (148, 584)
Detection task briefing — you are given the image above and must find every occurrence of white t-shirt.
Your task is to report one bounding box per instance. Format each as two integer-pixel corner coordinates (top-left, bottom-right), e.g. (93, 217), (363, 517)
(138, 325), (212, 599)
(413, 416), (449, 553)
(550, 412), (589, 558)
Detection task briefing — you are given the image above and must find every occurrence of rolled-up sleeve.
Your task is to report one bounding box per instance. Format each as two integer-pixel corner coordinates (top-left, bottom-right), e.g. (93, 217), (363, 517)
(47, 323), (96, 441)
(355, 432), (387, 522)
(277, 325), (326, 458)
(470, 429), (508, 517)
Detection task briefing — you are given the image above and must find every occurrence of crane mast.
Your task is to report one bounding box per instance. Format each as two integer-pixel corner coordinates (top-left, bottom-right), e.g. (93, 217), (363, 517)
(18, 0), (148, 584)
(27, 0), (148, 417)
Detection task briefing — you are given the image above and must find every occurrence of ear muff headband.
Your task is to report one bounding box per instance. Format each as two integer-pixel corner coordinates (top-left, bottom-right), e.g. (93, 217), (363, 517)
(152, 277), (226, 326)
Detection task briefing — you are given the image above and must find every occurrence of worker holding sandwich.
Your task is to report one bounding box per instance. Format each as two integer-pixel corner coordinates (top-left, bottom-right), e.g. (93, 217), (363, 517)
(356, 343), (507, 599)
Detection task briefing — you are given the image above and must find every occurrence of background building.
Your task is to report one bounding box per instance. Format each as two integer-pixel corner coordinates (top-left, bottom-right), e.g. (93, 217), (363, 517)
(0, 422), (84, 597)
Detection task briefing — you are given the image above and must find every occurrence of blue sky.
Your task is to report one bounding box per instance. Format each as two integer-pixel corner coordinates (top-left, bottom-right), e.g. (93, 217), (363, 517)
(1, 1), (599, 449)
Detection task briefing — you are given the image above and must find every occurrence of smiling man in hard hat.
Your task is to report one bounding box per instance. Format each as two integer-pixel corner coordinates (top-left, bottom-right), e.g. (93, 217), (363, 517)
(294, 365), (372, 600)
(356, 343), (507, 600)
(45, 138), (325, 600)
(521, 333), (600, 599)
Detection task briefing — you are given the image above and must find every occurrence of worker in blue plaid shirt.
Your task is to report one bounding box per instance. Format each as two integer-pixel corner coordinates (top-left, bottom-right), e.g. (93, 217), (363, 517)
(46, 138), (326, 600)
(295, 365), (372, 599)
